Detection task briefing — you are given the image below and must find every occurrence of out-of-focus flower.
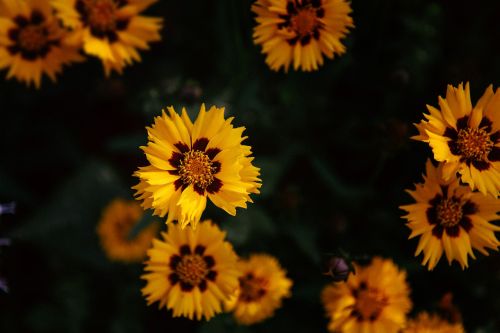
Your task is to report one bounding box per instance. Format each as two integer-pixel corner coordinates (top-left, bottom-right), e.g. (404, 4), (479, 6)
(142, 220), (239, 321)
(322, 257), (411, 333)
(96, 199), (158, 263)
(225, 254), (292, 325)
(413, 83), (500, 197)
(0, 277), (8, 293)
(0, 202), (15, 215)
(133, 104), (261, 229)
(252, 0), (354, 72)
(323, 256), (352, 282)
(403, 312), (464, 333)
(400, 160), (500, 270)
(0, 0), (84, 87)
(52, 0), (162, 75)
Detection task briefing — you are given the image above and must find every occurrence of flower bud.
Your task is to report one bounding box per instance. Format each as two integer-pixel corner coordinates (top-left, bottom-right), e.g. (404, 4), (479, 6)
(323, 256), (353, 282)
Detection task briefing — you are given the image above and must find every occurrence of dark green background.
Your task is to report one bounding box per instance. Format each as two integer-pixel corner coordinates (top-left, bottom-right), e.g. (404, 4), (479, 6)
(1, 0), (500, 332)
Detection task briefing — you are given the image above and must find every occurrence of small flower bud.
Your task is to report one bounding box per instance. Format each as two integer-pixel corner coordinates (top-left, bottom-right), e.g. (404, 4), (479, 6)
(323, 256), (353, 282)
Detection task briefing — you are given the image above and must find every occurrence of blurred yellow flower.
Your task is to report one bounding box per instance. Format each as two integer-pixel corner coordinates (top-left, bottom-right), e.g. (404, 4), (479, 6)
(52, 0), (162, 75)
(404, 312), (464, 333)
(225, 254), (292, 325)
(321, 257), (411, 333)
(133, 104), (261, 229)
(414, 83), (500, 197)
(142, 220), (239, 321)
(401, 160), (500, 270)
(97, 199), (158, 263)
(252, 0), (353, 72)
(0, 0), (84, 87)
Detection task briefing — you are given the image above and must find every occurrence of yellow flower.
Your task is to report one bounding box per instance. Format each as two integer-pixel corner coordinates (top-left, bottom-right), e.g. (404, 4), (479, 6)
(0, 0), (84, 87)
(404, 312), (464, 333)
(252, 0), (353, 72)
(133, 104), (261, 229)
(401, 160), (500, 270)
(321, 257), (411, 333)
(51, 0), (162, 75)
(96, 199), (158, 263)
(141, 220), (239, 321)
(414, 83), (500, 197)
(225, 254), (292, 325)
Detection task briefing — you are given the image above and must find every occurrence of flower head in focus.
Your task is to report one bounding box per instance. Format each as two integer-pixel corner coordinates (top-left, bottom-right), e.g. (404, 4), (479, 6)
(414, 83), (500, 197)
(133, 104), (261, 229)
(142, 220), (239, 320)
(401, 160), (500, 270)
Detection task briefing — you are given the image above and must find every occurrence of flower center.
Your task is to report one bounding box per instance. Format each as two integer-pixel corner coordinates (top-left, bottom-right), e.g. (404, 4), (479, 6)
(85, 0), (118, 32)
(239, 273), (268, 302)
(456, 127), (493, 161)
(18, 25), (47, 52)
(291, 8), (318, 37)
(436, 198), (463, 228)
(175, 254), (208, 286)
(355, 287), (388, 321)
(179, 150), (216, 189)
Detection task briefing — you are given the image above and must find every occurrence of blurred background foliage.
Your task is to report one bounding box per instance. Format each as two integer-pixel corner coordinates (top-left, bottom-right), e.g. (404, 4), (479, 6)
(1, 0), (500, 332)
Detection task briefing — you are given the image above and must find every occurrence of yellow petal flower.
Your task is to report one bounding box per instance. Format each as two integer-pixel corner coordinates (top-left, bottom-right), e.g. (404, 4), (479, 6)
(96, 199), (159, 263)
(321, 257), (412, 333)
(0, 0), (84, 87)
(133, 104), (262, 229)
(414, 83), (500, 197)
(252, 0), (354, 72)
(141, 220), (240, 321)
(401, 160), (500, 270)
(225, 254), (292, 325)
(51, 0), (162, 75)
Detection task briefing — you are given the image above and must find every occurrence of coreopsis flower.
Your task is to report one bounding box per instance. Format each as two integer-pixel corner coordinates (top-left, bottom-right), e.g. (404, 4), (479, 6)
(0, 0), (84, 87)
(133, 104), (261, 229)
(404, 312), (464, 333)
(400, 160), (500, 270)
(142, 220), (239, 321)
(96, 199), (158, 263)
(414, 83), (500, 197)
(225, 254), (292, 325)
(252, 0), (354, 72)
(52, 0), (162, 75)
(321, 257), (411, 333)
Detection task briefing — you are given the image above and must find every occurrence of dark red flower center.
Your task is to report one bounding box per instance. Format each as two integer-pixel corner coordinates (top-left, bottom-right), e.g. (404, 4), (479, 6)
(351, 282), (388, 322)
(426, 186), (477, 239)
(168, 244), (217, 292)
(75, 0), (130, 41)
(169, 138), (223, 195)
(444, 116), (500, 171)
(456, 127), (493, 162)
(278, 0), (325, 46)
(238, 273), (268, 302)
(179, 150), (217, 190)
(7, 11), (57, 60)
